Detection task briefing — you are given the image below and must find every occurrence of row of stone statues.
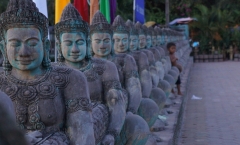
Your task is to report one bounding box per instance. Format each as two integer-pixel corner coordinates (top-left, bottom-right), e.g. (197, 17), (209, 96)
(0, 0), (191, 145)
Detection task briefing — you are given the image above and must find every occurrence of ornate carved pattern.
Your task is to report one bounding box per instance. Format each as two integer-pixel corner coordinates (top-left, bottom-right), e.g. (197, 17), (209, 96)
(17, 86), (37, 105)
(49, 72), (69, 88)
(65, 98), (92, 113)
(103, 80), (122, 92)
(37, 82), (57, 99)
(92, 104), (109, 144)
(0, 66), (74, 132)
(1, 82), (18, 100)
(16, 104), (27, 124)
(52, 66), (72, 74)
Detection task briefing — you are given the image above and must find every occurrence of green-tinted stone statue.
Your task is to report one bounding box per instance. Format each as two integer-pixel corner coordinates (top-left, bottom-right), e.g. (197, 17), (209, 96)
(0, 0), (95, 144)
(55, 5), (126, 145)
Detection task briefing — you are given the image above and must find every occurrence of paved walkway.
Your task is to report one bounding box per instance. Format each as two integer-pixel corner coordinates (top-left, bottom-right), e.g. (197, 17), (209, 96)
(180, 61), (240, 145)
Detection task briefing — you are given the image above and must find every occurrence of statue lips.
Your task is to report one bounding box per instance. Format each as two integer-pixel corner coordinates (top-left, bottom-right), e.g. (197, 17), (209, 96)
(70, 54), (81, 59)
(16, 58), (34, 65)
(99, 47), (107, 53)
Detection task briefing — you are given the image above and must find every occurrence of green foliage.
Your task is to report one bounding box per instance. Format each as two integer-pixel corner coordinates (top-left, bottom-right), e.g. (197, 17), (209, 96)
(189, 0), (240, 53)
(145, 1), (165, 24)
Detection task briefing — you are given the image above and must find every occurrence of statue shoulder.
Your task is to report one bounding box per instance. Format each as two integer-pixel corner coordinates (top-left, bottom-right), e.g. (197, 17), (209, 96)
(124, 54), (137, 68)
(51, 65), (87, 88)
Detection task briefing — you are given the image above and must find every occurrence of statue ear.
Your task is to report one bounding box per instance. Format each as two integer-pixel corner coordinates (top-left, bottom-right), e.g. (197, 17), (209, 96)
(44, 39), (50, 52)
(87, 37), (92, 58)
(55, 40), (60, 52)
(42, 39), (51, 68)
(0, 40), (5, 55)
(111, 38), (115, 55)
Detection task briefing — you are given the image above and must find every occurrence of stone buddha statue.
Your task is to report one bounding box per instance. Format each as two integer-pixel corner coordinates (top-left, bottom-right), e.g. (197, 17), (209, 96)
(55, 5), (126, 145)
(146, 27), (166, 83)
(124, 20), (169, 133)
(89, 12), (160, 144)
(135, 22), (159, 88)
(0, 0), (95, 144)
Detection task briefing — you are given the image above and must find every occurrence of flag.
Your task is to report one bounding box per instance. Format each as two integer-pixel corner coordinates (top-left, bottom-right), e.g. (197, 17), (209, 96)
(134, 0), (145, 24)
(74, 0), (89, 23)
(100, 0), (110, 23)
(55, 0), (70, 23)
(33, 0), (48, 18)
(90, 0), (99, 24)
(110, 0), (116, 24)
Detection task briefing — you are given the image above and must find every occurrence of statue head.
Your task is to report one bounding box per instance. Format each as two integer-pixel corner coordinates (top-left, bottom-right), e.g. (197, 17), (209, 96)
(0, 0), (50, 73)
(151, 27), (157, 47)
(90, 11), (113, 58)
(112, 15), (129, 54)
(143, 26), (156, 48)
(155, 26), (161, 46)
(55, 3), (90, 63)
(125, 20), (139, 51)
(135, 22), (146, 49)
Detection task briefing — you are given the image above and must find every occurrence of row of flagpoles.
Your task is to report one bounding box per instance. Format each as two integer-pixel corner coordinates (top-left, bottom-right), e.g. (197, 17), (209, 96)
(33, 0), (144, 25)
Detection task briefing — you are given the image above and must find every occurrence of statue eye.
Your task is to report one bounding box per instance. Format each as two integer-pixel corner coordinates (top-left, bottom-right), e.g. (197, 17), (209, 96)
(115, 39), (120, 42)
(64, 41), (72, 46)
(95, 40), (101, 44)
(132, 39), (137, 42)
(28, 42), (37, 47)
(11, 42), (20, 47)
(123, 38), (127, 42)
(104, 39), (110, 43)
(76, 40), (85, 45)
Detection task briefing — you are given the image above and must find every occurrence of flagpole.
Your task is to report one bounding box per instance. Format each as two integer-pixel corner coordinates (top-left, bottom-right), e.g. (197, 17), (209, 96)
(133, 0), (135, 23)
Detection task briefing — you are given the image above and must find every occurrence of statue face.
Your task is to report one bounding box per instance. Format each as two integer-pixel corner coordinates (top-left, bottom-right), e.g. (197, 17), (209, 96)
(164, 35), (168, 43)
(139, 34), (146, 49)
(113, 33), (128, 53)
(157, 35), (161, 46)
(129, 35), (139, 51)
(91, 33), (112, 57)
(152, 35), (156, 47)
(146, 35), (152, 48)
(60, 32), (86, 62)
(6, 27), (43, 70)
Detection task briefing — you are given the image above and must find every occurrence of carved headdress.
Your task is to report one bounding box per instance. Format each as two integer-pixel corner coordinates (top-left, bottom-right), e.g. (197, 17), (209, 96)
(0, 0), (49, 72)
(135, 22), (146, 35)
(125, 20), (138, 35)
(154, 26), (161, 36)
(55, 3), (89, 41)
(143, 25), (152, 36)
(0, 0), (48, 41)
(55, 3), (90, 61)
(111, 15), (129, 35)
(90, 11), (112, 36)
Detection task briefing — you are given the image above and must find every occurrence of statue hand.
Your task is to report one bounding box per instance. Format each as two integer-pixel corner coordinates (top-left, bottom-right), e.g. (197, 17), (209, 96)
(25, 131), (42, 144)
(101, 134), (115, 145)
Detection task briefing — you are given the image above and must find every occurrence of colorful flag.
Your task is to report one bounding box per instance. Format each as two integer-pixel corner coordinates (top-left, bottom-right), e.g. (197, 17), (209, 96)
(110, 0), (116, 24)
(100, 0), (110, 23)
(134, 0), (145, 24)
(90, 0), (99, 24)
(55, 0), (70, 23)
(74, 0), (89, 23)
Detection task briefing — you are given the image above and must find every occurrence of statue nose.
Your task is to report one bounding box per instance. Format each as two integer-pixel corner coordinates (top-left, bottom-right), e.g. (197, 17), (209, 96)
(71, 43), (80, 53)
(19, 44), (31, 57)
